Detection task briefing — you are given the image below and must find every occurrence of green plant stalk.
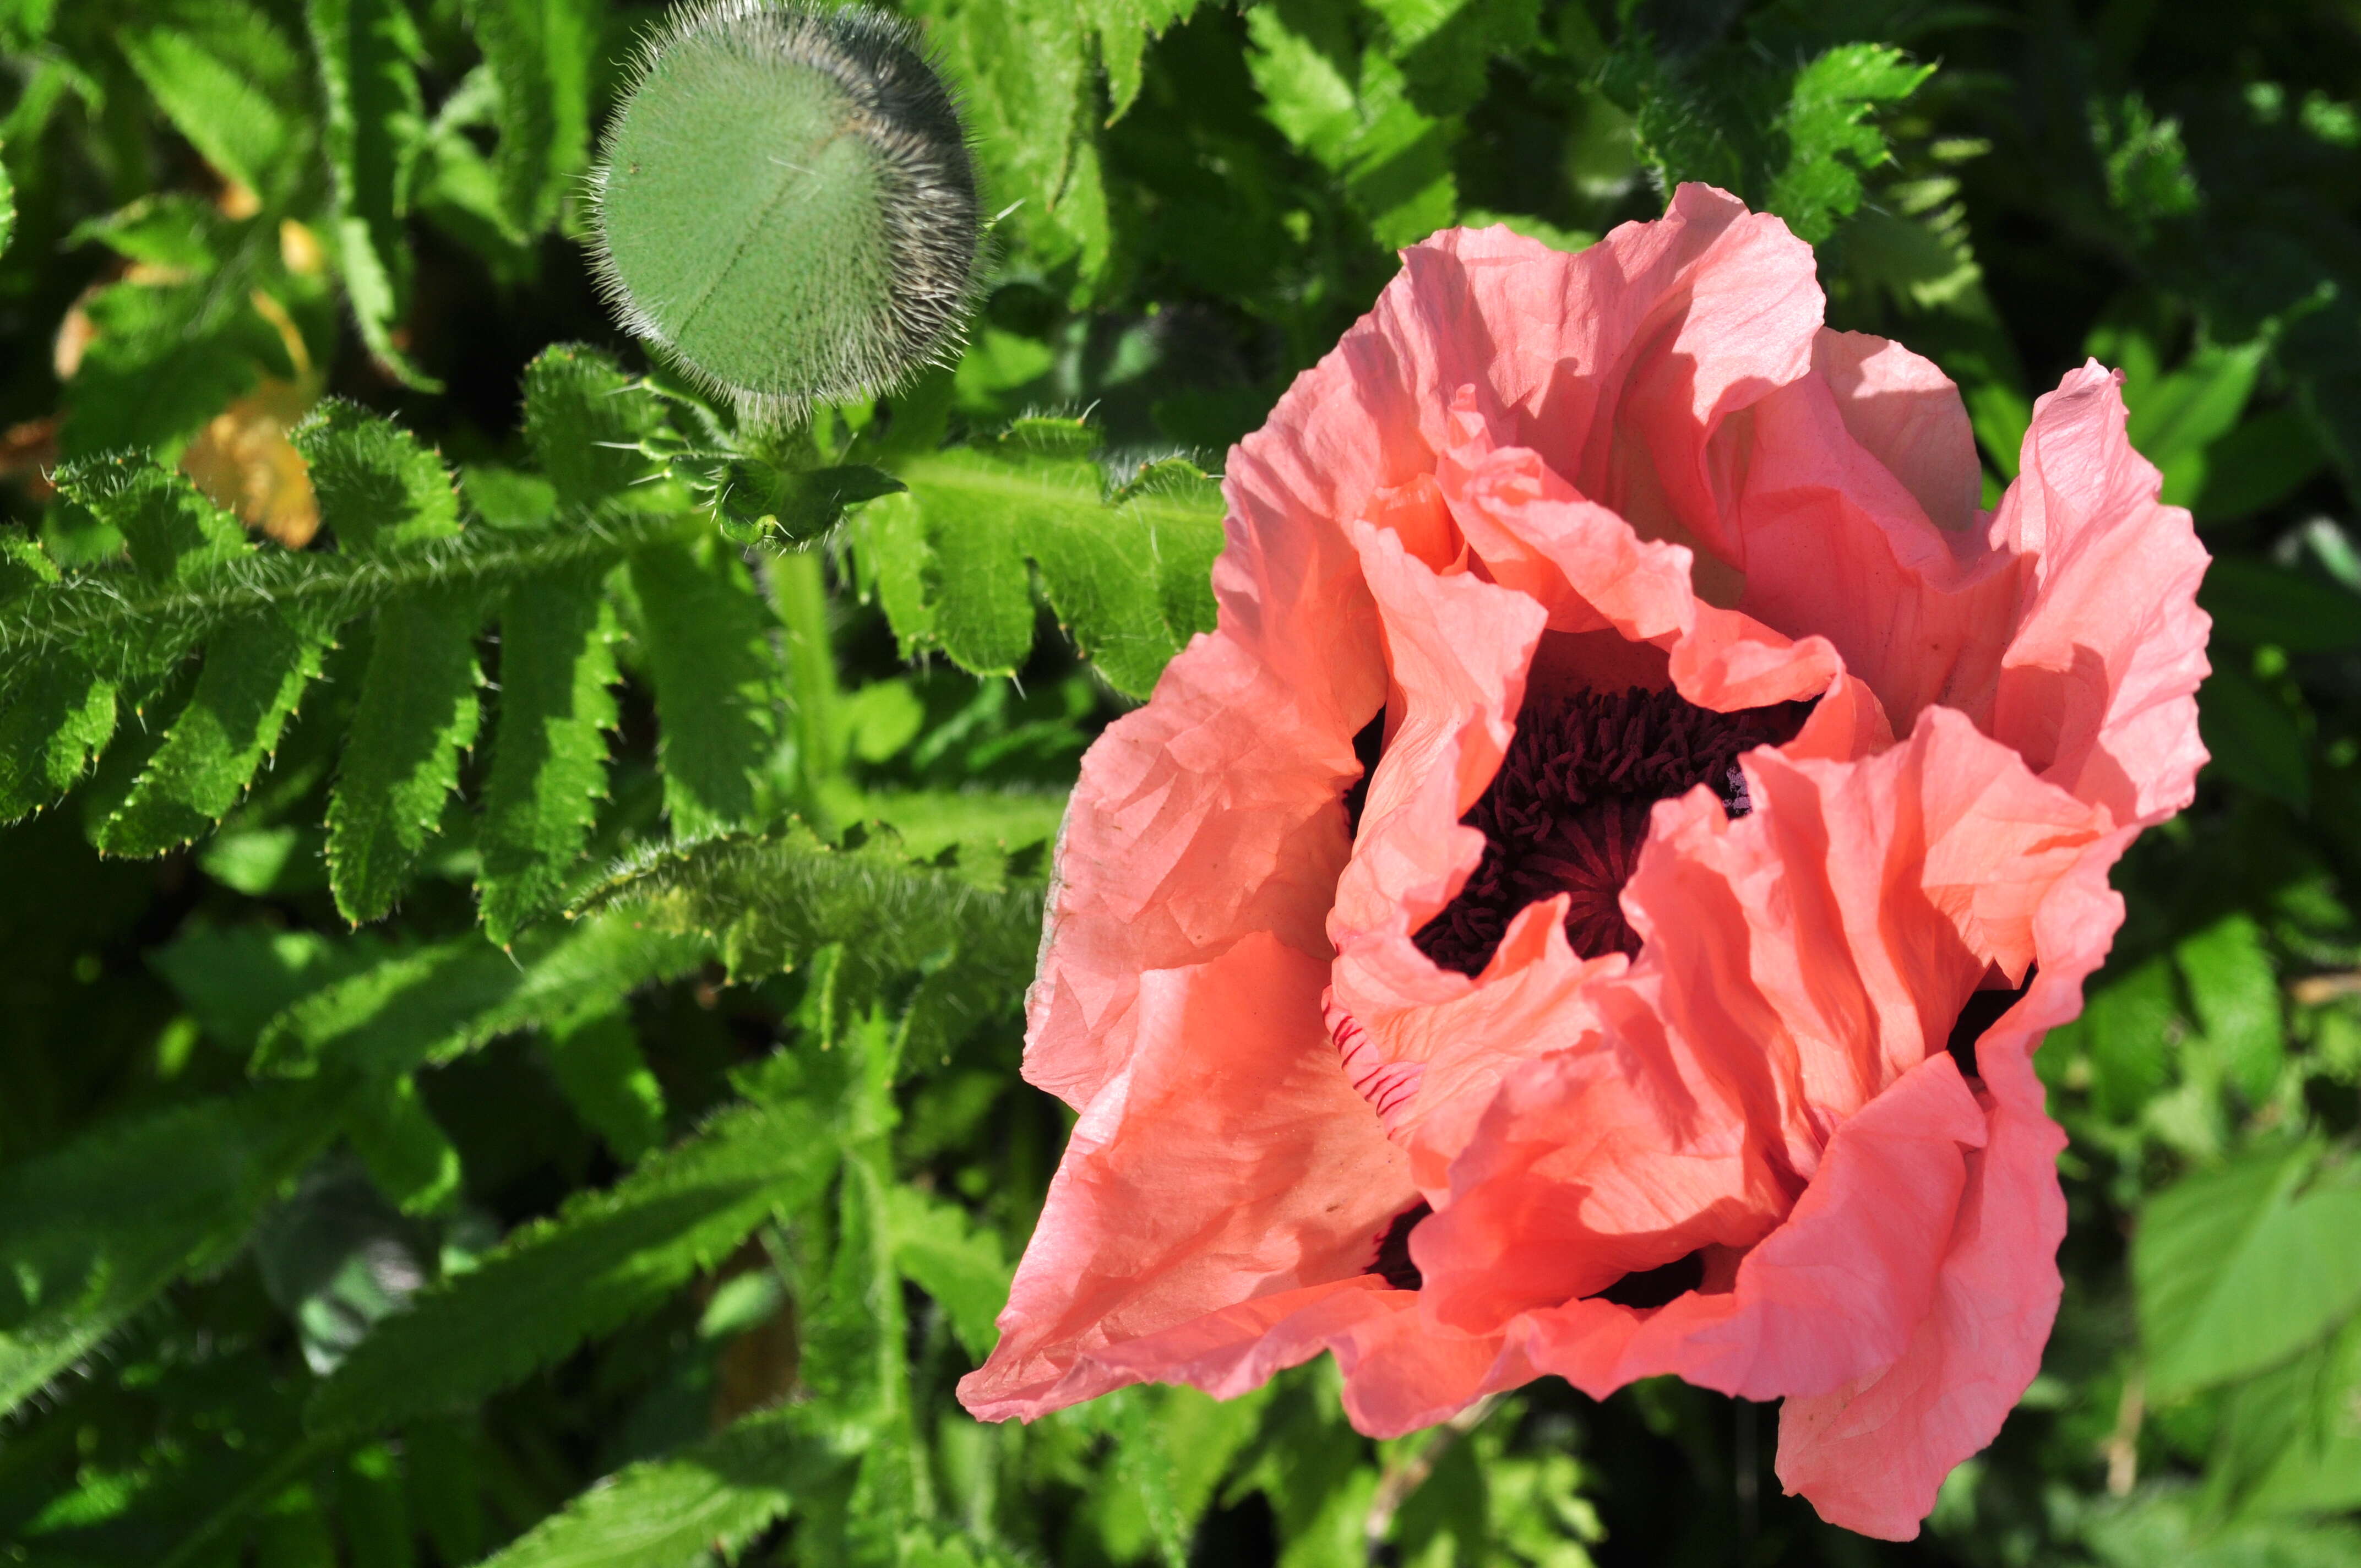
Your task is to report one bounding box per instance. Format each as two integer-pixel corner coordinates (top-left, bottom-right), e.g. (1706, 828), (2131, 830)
(767, 548), (847, 827)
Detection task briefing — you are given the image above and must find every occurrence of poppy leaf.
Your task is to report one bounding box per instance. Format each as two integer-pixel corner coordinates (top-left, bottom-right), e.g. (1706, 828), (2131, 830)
(325, 584), (485, 925)
(466, 1405), (828, 1568)
(628, 533), (779, 841)
(2137, 1139), (2361, 1400)
(307, 1095), (839, 1436)
(0, 1087), (342, 1419)
(887, 1183), (1010, 1359)
(293, 401), (463, 556)
(478, 564), (622, 944)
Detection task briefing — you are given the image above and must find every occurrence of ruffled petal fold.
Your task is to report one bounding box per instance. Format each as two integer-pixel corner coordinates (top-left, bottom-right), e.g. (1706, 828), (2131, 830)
(1984, 363), (2213, 828)
(1772, 837), (2122, 1538)
(1504, 1049), (1986, 1403)
(961, 933), (1413, 1420)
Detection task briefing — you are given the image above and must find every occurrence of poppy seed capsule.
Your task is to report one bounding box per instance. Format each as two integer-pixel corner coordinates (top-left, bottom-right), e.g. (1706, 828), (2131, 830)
(588, 0), (980, 410)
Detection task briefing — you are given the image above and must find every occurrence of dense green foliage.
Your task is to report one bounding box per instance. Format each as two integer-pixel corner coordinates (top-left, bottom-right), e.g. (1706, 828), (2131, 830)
(1, 1), (2358, 1565)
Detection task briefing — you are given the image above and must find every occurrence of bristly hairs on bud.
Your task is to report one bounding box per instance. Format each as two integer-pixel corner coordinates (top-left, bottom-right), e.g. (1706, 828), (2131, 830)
(586, 0), (982, 423)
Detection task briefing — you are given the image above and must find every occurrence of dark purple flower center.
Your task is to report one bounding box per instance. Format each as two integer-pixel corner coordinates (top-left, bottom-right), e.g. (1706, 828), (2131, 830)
(1369, 1200), (1431, 1291)
(1407, 684), (1815, 976)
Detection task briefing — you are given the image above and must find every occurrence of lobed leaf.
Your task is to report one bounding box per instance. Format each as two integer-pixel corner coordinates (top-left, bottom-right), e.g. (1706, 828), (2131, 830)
(307, 0), (438, 388)
(520, 343), (674, 513)
(575, 822), (1042, 1001)
(629, 533), (779, 841)
(469, 0), (597, 237)
(472, 1406), (834, 1568)
(91, 604), (336, 857)
(252, 914), (710, 1080)
(292, 400), (462, 555)
(478, 562), (623, 942)
(862, 424), (1223, 698)
(541, 1007), (670, 1164)
(308, 1094), (838, 1434)
(117, 0), (313, 205)
(0, 658), (116, 824)
(886, 1185), (1009, 1359)
(0, 1086), (342, 1418)
(325, 586), (485, 923)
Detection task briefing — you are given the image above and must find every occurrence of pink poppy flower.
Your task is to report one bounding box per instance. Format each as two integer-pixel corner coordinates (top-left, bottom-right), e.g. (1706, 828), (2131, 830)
(955, 185), (2210, 1539)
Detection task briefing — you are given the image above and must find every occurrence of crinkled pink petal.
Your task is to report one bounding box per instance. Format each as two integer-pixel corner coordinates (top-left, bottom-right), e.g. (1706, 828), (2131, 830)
(1021, 627), (1370, 1111)
(1325, 521), (1547, 1011)
(1091, 1279), (1527, 1439)
(959, 933), (1412, 1420)
(1347, 899), (1622, 1192)
(1618, 706), (2099, 1180)
(971, 190), (2210, 1549)
(1497, 1049), (1984, 1406)
(1412, 1031), (1776, 1332)
(1728, 336), (2022, 734)
(1433, 395), (1847, 716)
(1773, 836), (2123, 1538)
(1984, 363), (2213, 828)
(1811, 329), (1981, 534)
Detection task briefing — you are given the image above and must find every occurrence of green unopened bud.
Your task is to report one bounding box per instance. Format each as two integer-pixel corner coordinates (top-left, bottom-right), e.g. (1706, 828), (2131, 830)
(589, 0), (980, 413)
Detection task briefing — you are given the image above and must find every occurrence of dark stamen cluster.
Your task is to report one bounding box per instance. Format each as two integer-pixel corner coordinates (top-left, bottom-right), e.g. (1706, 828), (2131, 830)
(1411, 685), (1814, 976)
(1369, 1200), (1432, 1291)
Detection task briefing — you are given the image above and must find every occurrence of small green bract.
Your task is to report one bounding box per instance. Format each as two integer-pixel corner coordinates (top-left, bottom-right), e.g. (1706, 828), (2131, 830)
(589, 1), (980, 411)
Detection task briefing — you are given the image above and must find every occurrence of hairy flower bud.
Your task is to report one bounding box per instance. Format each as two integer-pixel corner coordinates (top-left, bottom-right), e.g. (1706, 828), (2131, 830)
(589, 0), (980, 412)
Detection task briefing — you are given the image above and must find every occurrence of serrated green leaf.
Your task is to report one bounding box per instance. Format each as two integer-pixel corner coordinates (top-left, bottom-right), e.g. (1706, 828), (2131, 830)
(520, 344), (673, 512)
(252, 915), (709, 1080)
(2202, 1316), (2361, 1521)
(629, 533), (779, 839)
(1243, 7), (1457, 248)
(2082, 1485), (2361, 1568)
(0, 1086), (341, 1418)
(2194, 408), (2329, 525)
(2137, 1141), (2361, 1399)
(94, 606), (335, 857)
(308, 0), (438, 389)
(468, 0), (597, 236)
(1763, 44), (1932, 246)
(0, 657), (116, 823)
(118, 0), (312, 204)
(575, 824), (1040, 1000)
(887, 1185), (1009, 1359)
(293, 400), (461, 555)
(478, 563), (620, 943)
(709, 461), (905, 549)
(0, 503), (683, 698)
(916, 0), (1108, 289)
(848, 489), (938, 661)
(66, 192), (232, 271)
(883, 441), (1223, 697)
(1245, 4), (1359, 167)
(308, 1095), (837, 1434)
(2131, 339), (2269, 480)
(1085, 0), (1201, 121)
(542, 1006), (668, 1164)
(473, 1406), (831, 1568)
(50, 454), (246, 586)
(326, 587), (483, 923)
